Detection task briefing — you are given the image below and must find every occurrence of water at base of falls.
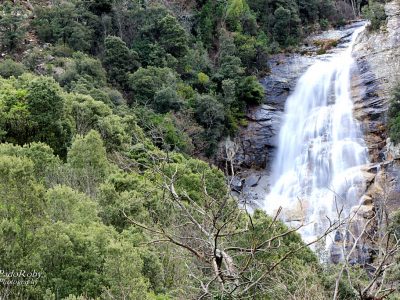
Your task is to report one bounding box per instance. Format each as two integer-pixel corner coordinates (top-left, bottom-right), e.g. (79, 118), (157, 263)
(264, 24), (369, 251)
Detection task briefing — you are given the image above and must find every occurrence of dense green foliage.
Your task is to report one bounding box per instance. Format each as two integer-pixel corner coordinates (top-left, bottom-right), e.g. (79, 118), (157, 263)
(8, 0), (365, 156)
(0, 3), (27, 52)
(0, 0), (392, 299)
(362, 0), (387, 30)
(388, 84), (400, 144)
(0, 101), (326, 298)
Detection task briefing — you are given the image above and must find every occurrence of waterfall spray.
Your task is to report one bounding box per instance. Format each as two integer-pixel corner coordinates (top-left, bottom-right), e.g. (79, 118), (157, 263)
(265, 24), (369, 249)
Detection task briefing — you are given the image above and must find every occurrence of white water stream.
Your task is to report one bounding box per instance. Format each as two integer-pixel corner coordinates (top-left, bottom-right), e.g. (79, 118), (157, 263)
(264, 25), (369, 244)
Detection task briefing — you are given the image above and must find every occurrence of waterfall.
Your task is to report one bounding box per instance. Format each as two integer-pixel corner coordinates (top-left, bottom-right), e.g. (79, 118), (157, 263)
(264, 25), (369, 245)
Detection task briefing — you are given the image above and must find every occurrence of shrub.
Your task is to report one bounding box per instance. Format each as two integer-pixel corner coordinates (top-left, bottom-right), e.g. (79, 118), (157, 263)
(389, 84), (400, 144)
(128, 66), (179, 105)
(0, 59), (25, 78)
(237, 76), (265, 105)
(362, 1), (387, 31)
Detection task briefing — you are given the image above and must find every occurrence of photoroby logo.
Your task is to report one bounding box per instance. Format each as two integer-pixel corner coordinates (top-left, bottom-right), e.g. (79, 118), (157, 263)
(0, 270), (42, 285)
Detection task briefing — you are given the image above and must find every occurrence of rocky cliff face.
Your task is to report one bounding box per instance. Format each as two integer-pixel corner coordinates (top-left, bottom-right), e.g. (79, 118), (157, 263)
(353, 1), (400, 163)
(341, 1), (400, 262)
(219, 5), (400, 260)
(217, 21), (368, 205)
(352, 0), (400, 209)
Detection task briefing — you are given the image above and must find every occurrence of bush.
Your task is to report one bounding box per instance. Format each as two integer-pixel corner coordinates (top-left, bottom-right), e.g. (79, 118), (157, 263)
(0, 3), (27, 52)
(237, 76), (265, 105)
(0, 59), (25, 78)
(103, 36), (140, 88)
(389, 84), (400, 144)
(128, 66), (179, 105)
(320, 18), (329, 30)
(362, 1), (387, 31)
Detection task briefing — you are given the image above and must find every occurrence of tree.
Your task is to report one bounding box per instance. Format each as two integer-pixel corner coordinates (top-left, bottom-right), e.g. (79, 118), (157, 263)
(362, 0), (387, 31)
(103, 36), (140, 88)
(237, 75), (265, 105)
(0, 3), (27, 52)
(273, 7), (291, 45)
(157, 15), (188, 57)
(33, 3), (95, 52)
(102, 241), (151, 299)
(217, 31), (245, 79)
(26, 76), (72, 156)
(36, 222), (114, 299)
(128, 66), (179, 106)
(298, 0), (319, 23)
(46, 185), (99, 224)
(0, 155), (46, 299)
(225, 0), (255, 32)
(0, 59), (25, 78)
(153, 86), (184, 114)
(0, 142), (61, 182)
(122, 157), (342, 298)
(0, 75), (72, 156)
(67, 130), (110, 196)
(57, 52), (107, 90)
(194, 94), (225, 154)
(66, 94), (112, 135)
(85, 0), (114, 15)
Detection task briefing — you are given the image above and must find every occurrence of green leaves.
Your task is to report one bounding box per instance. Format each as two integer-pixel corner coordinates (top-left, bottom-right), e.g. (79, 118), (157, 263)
(362, 1), (387, 31)
(103, 36), (140, 88)
(389, 84), (400, 144)
(33, 3), (95, 52)
(26, 76), (72, 156)
(129, 66), (179, 107)
(46, 185), (99, 224)
(0, 59), (25, 78)
(237, 76), (265, 105)
(0, 3), (27, 52)
(0, 76), (72, 156)
(157, 15), (188, 58)
(67, 130), (110, 195)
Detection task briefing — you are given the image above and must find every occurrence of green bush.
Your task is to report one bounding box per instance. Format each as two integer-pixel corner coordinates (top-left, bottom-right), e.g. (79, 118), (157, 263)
(0, 59), (25, 78)
(129, 66), (179, 106)
(33, 3), (95, 52)
(237, 76), (265, 105)
(389, 84), (400, 144)
(103, 36), (140, 88)
(362, 1), (387, 31)
(0, 3), (27, 52)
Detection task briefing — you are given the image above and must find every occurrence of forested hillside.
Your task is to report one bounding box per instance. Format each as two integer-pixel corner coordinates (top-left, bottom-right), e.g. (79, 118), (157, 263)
(0, 0), (397, 299)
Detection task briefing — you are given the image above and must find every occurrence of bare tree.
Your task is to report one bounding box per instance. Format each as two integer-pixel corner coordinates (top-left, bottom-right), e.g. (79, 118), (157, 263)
(123, 159), (345, 299)
(333, 171), (400, 300)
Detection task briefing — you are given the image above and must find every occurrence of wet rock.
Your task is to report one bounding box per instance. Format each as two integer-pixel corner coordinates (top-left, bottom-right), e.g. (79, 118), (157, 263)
(245, 175), (261, 187)
(231, 177), (244, 192)
(361, 169), (377, 186)
(223, 105), (283, 170)
(239, 171), (271, 209)
(217, 20), (368, 174)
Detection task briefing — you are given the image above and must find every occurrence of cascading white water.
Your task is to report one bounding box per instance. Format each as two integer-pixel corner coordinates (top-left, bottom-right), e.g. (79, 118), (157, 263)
(265, 25), (369, 244)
